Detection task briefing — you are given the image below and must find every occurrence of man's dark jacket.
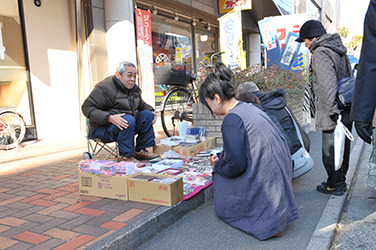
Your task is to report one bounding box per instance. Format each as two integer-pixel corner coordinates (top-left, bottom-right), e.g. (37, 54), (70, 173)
(82, 76), (154, 129)
(351, 0), (376, 123)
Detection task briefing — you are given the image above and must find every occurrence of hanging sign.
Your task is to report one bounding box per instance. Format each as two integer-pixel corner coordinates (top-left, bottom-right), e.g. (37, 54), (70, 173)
(218, 0), (252, 13)
(218, 9), (246, 69)
(135, 8), (155, 107)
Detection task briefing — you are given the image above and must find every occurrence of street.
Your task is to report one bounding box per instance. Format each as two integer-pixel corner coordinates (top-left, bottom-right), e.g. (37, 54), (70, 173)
(138, 131), (357, 249)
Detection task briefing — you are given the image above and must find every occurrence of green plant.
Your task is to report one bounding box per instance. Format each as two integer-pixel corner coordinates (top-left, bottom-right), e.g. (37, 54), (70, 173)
(231, 64), (307, 104)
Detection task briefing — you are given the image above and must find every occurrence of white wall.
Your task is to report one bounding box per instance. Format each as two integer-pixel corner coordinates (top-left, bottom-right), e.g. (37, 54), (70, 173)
(23, 0), (81, 140)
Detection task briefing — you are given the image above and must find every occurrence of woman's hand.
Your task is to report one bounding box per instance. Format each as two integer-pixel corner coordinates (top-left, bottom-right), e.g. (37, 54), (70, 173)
(209, 154), (219, 165)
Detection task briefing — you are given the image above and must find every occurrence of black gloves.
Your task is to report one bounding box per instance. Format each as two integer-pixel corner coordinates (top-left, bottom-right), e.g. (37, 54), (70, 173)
(355, 121), (372, 144)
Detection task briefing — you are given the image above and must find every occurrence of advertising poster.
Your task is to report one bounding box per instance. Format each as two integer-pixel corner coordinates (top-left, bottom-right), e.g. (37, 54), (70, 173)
(218, 0), (252, 13)
(277, 32), (301, 70)
(261, 14), (313, 70)
(135, 8), (155, 107)
(218, 9), (246, 70)
(258, 17), (281, 67)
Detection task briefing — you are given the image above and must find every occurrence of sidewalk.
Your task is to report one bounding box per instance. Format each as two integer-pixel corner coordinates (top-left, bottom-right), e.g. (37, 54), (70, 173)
(0, 125), (214, 249)
(330, 142), (376, 249)
(0, 128), (368, 249)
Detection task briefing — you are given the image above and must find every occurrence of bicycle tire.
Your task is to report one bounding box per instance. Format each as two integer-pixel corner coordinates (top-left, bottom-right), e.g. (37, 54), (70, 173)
(160, 87), (194, 137)
(0, 111), (26, 150)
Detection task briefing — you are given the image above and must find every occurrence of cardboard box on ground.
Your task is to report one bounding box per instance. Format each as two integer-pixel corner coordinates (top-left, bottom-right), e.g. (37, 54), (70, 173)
(154, 137), (216, 157)
(127, 173), (183, 206)
(78, 137), (216, 206)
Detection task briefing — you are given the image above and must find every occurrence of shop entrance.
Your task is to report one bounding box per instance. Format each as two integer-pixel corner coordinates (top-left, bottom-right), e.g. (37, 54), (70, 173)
(0, 0), (36, 141)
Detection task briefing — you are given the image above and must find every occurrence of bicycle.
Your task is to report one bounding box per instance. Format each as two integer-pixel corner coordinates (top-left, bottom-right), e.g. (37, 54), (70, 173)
(160, 52), (224, 137)
(0, 106), (26, 150)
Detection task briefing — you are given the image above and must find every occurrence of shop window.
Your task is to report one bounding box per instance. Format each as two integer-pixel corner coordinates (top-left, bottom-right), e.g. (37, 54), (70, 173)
(195, 28), (216, 84)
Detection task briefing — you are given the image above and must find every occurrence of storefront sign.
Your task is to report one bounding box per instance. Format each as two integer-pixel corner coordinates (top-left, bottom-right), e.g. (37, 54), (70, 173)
(218, 0), (252, 13)
(218, 9), (246, 69)
(135, 8), (155, 107)
(258, 14), (312, 70)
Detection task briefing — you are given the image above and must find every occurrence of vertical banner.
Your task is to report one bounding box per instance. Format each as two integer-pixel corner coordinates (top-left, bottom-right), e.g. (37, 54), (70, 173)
(218, 9), (246, 70)
(135, 8), (155, 108)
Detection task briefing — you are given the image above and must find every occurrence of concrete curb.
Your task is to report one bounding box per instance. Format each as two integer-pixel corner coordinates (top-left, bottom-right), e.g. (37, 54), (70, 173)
(87, 183), (214, 249)
(306, 136), (365, 250)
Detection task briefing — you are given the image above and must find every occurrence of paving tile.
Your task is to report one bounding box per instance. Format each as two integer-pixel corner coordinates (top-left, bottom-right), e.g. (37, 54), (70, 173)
(1, 221), (40, 238)
(7, 242), (34, 250)
(0, 235), (18, 249)
(84, 198), (112, 209)
(0, 217), (28, 227)
(53, 235), (95, 250)
(28, 238), (65, 250)
(13, 191), (38, 197)
(53, 197), (78, 204)
(30, 218), (68, 234)
(12, 231), (51, 244)
(100, 221), (127, 230)
(35, 188), (60, 194)
(79, 195), (103, 202)
(94, 203), (130, 213)
(0, 187), (10, 193)
(49, 210), (80, 220)
(86, 212), (119, 226)
(19, 194), (48, 203)
(5, 202), (34, 210)
(113, 208), (144, 222)
(23, 214), (53, 223)
(43, 228), (81, 241)
(11, 206), (44, 218)
(0, 196), (26, 206)
(50, 174), (73, 181)
(43, 191), (70, 201)
(37, 203), (70, 215)
(62, 201), (92, 212)
(58, 215), (92, 230)
(0, 224), (11, 232)
(18, 171), (40, 177)
(73, 207), (106, 217)
(73, 224), (110, 237)
(28, 199), (58, 207)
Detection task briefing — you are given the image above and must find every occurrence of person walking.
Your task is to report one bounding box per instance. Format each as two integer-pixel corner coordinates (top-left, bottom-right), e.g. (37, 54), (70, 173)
(296, 20), (353, 196)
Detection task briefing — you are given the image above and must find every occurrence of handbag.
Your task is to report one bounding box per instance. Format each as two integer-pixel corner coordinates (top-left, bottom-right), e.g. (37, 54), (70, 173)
(336, 56), (355, 110)
(285, 107), (314, 178)
(334, 115), (354, 171)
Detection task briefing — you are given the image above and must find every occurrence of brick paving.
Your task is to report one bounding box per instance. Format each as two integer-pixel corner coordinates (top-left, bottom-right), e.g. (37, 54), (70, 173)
(0, 120), (174, 249)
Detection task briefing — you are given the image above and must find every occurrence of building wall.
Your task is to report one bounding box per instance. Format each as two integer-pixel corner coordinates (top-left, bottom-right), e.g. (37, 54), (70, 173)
(23, 0), (81, 140)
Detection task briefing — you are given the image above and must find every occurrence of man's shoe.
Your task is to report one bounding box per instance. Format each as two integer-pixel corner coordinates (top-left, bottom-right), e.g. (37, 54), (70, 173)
(117, 155), (139, 163)
(321, 181), (347, 192)
(316, 183), (344, 196)
(134, 149), (159, 160)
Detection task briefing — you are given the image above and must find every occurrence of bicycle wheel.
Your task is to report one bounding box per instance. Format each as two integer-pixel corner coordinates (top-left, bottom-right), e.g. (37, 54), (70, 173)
(0, 111), (26, 150)
(161, 87), (194, 137)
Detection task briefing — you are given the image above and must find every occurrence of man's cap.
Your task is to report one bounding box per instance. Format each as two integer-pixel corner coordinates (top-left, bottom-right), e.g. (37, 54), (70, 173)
(236, 81), (260, 95)
(296, 20), (327, 42)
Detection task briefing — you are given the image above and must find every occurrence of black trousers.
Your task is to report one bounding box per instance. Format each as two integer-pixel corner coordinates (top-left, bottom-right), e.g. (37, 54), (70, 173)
(322, 112), (352, 188)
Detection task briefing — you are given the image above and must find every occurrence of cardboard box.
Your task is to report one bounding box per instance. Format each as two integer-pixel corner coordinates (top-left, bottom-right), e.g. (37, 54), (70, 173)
(172, 137), (216, 157)
(153, 144), (173, 155)
(128, 173), (183, 206)
(203, 137), (216, 150)
(79, 172), (128, 200)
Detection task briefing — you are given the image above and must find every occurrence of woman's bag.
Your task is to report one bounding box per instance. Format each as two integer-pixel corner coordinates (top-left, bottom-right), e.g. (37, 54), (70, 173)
(334, 115), (354, 171)
(285, 107), (314, 178)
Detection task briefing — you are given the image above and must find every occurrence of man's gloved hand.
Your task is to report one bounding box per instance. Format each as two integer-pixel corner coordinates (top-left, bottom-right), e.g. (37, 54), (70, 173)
(355, 121), (372, 144)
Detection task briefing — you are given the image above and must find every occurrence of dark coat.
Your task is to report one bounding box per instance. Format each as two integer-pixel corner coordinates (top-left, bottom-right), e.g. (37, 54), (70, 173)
(309, 33), (351, 130)
(213, 102), (299, 240)
(351, 0), (376, 123)
(81, 76), (154, 129)
(254, 89), (303, 154)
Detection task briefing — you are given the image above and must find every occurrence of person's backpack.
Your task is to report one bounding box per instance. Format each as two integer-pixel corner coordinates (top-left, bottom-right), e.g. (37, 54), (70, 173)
(336, 56), (355, 110)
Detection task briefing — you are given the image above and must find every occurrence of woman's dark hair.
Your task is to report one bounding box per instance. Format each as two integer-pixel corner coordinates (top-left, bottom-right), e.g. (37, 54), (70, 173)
(199, 72), (236, 113)
(214, 62), (233, 82)
(236, 91), (262, 107)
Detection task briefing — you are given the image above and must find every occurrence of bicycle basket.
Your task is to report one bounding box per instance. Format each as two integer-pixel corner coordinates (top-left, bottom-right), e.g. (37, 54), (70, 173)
(154, 66), (191, 86)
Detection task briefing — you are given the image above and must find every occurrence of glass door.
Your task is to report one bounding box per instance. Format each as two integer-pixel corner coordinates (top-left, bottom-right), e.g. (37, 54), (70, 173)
(0, 0), (36, 141)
